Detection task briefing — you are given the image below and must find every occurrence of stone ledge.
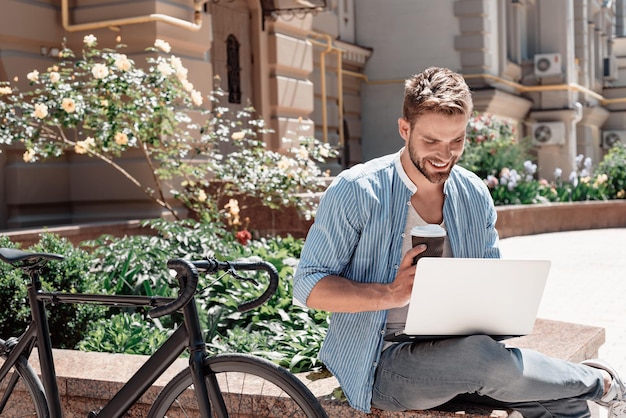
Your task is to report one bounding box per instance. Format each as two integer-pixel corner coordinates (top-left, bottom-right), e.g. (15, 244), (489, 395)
(21, 318), (604, 417)
(300, 318), (605, 417)
(495, 200), (626, 239)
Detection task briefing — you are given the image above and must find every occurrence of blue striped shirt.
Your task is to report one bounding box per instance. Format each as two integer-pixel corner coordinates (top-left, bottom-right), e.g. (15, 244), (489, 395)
(293, 149), (501, 413)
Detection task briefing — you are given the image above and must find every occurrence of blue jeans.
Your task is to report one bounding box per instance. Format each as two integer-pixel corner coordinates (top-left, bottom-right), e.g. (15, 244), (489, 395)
(372, 335), (605, 418)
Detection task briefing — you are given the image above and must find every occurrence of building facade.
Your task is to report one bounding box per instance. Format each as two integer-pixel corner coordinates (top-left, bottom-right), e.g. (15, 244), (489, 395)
(1, 0), (625, 230)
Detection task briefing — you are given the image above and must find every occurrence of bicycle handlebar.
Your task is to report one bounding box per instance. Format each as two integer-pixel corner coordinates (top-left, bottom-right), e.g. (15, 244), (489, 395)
(192, 258), (279, 312)
(148, 259), (198, 319)
(148, 257), (279, 318)
(0, 248), (278, 318)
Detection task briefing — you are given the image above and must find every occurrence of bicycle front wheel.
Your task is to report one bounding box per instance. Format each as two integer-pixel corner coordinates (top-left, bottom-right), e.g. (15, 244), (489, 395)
(149, 353), (327, 418)
(0, 352), (49, 417)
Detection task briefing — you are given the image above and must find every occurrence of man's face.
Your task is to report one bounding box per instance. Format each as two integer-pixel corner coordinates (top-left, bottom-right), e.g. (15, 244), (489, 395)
(398, 112), (467, 184)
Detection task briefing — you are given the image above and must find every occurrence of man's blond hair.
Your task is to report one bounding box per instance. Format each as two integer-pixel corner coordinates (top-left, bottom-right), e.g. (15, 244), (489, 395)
(402, 67), (473, 127)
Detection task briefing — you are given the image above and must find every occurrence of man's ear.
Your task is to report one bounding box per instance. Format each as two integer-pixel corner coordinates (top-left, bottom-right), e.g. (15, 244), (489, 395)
(398, 118), (410, 141)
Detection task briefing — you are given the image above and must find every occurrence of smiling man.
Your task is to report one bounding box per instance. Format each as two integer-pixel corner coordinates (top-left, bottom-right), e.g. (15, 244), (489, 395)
(294, 67), (626, 417)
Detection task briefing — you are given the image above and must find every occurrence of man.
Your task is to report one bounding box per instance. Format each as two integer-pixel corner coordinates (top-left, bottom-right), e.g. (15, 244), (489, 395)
(293, 67), (626, 417)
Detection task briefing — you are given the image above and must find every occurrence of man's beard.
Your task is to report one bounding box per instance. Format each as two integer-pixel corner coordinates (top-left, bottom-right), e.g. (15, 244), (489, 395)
(408, 142), (457, 184)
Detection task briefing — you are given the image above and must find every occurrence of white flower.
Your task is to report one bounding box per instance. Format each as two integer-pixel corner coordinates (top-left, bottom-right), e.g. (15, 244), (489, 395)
(191, 90), (203, 106)
(75, 137), (95, 154)
(554, 168), (563, 179)
(114, 54), (131, 72)
(33, 103), (48, 119)
(49, 72), (60, 83)
(277, 157), (291, 171)
(61, 97), (76, 113)
(523, 160), (537, 175)
(231, 131), (245, 140)
(0, 86), (12, 95)
(83, 34), (97, 46)
(27, 70), (39, 82)
(197, 189), (207, 202)
(296, 146), (309, 160)
(575, 154), (584, 166)
(91, 63), (109, 79)
(114, 132), (129, 146)
(319, 146), (330, 158)
(225, 199), (240, 216)
(170, 56), (183, 70)
(181, 79), (194, 92)
(157, 61), (174, 76)
(569, 170), (579, 187)
(169, 57), (188, 81)
(176, 66), (188, 82)
(23, 149), (36, 162)
(154, 39), (171, 53)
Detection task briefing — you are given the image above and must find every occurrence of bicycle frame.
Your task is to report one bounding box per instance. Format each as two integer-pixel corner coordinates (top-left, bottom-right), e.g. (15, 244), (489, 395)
(0, 265), (215, 418)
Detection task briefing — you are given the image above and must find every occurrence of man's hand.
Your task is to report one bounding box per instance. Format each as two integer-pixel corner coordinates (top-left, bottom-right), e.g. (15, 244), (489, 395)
(387, 244), (427, 308)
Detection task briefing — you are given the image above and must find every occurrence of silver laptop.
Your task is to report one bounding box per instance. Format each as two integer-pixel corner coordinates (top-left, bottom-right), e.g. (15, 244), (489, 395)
(387, 258), (551, 342)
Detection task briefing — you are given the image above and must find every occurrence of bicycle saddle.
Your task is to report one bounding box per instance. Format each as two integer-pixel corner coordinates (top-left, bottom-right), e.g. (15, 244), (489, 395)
(0, 248), (65, 264)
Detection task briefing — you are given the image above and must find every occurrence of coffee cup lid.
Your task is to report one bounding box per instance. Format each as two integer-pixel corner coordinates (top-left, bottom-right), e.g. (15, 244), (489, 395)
(410, 224), (447, 237)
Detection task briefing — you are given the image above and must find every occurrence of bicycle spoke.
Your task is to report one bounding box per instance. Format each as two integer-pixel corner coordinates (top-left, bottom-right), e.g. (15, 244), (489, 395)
(149, 354), (326, 418)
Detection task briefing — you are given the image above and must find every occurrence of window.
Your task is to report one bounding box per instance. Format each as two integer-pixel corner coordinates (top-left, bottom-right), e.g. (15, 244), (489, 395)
(506, 0), (528, 64)
(226, 34), (241, 104)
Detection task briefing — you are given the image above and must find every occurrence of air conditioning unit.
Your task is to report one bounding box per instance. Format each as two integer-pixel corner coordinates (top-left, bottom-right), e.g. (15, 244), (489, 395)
(534, 53), (562, 77)
(531, 122), (566, 146)
(602, 130), (626, 149)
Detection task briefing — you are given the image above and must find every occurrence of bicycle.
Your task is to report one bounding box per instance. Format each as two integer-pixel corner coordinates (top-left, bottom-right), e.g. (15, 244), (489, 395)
(0, 247), (328, 417)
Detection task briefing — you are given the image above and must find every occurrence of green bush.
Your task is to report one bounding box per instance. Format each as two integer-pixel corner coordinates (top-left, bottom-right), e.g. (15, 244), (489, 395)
(0, 236), (30, 338)
(595, 142), (626, 199)
(29, 233), (106, 349)
(0, 233), (105, 349)
(78, 312), (169, 355)
(75, 219), (328, 372)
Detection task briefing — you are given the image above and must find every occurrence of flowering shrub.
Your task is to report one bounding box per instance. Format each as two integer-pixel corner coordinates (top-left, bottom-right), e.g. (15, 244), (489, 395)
(462, 113), (620, 205)
(0, 35), (336, 226)
(460, 113), (532, 180)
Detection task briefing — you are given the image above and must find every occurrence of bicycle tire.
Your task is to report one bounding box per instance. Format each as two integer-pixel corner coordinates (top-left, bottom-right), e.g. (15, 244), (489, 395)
(0, 353), (49, 418)
(148, 353), (328, 418)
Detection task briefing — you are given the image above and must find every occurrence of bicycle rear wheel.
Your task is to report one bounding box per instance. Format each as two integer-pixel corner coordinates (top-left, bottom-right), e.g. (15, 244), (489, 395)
(0, 352), (49, 417)
(149, 353), (327, 418)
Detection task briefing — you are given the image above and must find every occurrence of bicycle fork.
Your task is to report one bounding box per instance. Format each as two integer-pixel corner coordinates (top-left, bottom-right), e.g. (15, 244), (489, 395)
(183, 293), (217, 417)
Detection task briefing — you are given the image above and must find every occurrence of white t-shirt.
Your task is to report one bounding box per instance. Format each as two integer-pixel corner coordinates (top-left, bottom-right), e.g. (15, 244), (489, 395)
(384, 204), (452, 345)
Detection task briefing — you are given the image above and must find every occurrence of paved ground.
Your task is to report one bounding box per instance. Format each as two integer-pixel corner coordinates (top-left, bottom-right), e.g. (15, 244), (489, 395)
(499, 227), (626, 416)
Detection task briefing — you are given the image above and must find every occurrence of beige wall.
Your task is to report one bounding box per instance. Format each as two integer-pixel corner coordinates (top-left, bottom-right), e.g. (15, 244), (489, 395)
(7, 0), (624, 231)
